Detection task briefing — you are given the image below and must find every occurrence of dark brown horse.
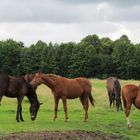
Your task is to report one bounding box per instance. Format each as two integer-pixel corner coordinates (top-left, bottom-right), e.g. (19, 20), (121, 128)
(30, 72), (95, 122)
(122, 84), (140, 128)
(0, 74), (42, 122)
(106, 77), (122, 111)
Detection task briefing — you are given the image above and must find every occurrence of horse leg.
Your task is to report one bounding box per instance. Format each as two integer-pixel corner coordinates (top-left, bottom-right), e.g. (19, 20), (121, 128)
(109, 94), (113, 108)
(119, 99), (123, 111)
(116, 99), (119, 111)
(125, 103), (132, 128)
(19, 104), (24, 121)
(108, 92), (113, 108)
(84, 98), (89, 122)
(120, 100), (123, 111)
(80, 97), (89, 122)
(53, 96), (59, 121)
(112, 94), (115, 107)
(16, 97), (24, 122)
(62, 97), (68, 122)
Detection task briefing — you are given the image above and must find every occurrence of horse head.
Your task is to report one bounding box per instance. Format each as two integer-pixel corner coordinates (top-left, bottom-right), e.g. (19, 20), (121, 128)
(30, 71), (44, 88)
(30, 102), (43, 121)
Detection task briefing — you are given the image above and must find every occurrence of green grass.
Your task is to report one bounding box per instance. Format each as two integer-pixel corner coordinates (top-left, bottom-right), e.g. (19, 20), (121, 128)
(0, 79), (140, 139)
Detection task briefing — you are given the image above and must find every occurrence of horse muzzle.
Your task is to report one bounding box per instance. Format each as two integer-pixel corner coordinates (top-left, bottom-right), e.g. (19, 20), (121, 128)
(31, 115), (36, 121)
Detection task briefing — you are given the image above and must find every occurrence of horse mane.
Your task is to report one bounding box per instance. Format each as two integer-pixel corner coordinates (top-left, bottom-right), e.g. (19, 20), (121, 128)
(46, 74), (60, 78)
(39, 73), (60, 87)
(26, 83), (39, 103)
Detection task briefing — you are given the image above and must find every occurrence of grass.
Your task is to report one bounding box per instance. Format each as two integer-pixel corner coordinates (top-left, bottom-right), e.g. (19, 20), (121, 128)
(0, 79), (140, 139)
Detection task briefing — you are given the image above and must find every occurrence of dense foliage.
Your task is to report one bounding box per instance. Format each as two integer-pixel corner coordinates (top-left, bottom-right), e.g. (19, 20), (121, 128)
(0, 34), (140, 79)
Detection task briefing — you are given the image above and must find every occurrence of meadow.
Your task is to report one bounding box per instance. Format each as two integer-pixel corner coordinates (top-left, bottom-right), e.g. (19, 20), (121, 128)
(0, 79), (140, 140)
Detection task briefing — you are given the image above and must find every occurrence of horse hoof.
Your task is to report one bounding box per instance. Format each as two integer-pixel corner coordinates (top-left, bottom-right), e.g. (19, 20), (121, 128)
(53, 118), (55, 121)
(53, 117), (57, 122)
(83, 120), (87, 122)
(65, 119), (68, 122)
(127, 125), (132, 129)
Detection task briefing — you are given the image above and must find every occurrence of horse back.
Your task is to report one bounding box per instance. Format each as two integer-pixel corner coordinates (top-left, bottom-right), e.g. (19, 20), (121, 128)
(75, 77), (92, 92)
(54, 77), (91, 98)
(106, 77), (119, 93)
(6, 76), (28, 97)
(0, 74), (9, 94)
(122, 84), (140, 100)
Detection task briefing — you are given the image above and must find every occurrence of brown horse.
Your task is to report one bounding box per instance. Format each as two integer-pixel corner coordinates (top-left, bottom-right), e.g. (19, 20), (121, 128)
(0, 74), (42, 122)
(30, 72), (95, 122)
(24, 74), (35, 83)
(122, 84), (140, 128)
(24, 74), (37, 90)
(106, 77), (122, 111)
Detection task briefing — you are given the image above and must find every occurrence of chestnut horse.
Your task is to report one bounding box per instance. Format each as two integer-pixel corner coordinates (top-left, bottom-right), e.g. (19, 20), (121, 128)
(0, 74), (42, 122)
(24, 74), (35, 83)
(122, 84), (140, 128)
(24, 74), (37, 90)
(30, 72), (95, 122)
(106, 77), (122, 111)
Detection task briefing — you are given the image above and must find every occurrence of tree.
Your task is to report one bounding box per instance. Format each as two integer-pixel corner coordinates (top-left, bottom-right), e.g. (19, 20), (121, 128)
(0, 39), (22, 75)
(112, 35), (132, 79)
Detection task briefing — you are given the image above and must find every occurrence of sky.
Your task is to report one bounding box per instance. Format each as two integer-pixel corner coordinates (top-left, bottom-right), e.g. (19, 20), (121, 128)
(0, 0), (140, 46)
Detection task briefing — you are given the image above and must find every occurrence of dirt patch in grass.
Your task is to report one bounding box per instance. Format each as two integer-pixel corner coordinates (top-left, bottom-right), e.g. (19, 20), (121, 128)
(0, 130), (122, 140)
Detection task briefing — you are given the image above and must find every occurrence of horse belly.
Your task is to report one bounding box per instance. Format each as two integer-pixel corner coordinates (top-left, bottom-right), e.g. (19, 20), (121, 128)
(6, 85), (19, 98)
(65, 86), (83, 99)
(5, 94), (17, 98)
(5, 90), (18, 98)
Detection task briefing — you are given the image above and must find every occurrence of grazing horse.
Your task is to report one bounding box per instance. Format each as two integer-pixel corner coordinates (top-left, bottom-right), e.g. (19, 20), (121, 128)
(0, 74), (42, 122)
(122, 84), (140, 128)
(30, 72), (95, 122)
(106, 77), (122, 111)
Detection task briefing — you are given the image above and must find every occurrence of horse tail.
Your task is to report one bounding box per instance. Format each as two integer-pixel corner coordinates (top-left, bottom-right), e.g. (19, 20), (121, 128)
(114, 80), (121, 98)
(89, 93), (95, 107)
(114, 80), (122, 110)
(121, 89), (126, 109)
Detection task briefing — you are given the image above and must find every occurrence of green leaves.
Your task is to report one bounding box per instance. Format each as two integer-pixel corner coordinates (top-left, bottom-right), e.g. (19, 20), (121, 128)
(0, 35), (139, 79)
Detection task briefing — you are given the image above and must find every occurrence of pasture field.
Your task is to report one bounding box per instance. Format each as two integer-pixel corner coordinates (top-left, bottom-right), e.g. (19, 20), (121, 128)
(0, 79), (140, 139)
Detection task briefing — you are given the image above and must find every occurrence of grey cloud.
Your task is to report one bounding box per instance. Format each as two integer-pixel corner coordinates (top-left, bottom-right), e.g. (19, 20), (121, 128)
(108, 5), (140, 22)
(55, 0), (140, 7)
(0, 0), (102, 23)
(0, 0), (140, 23)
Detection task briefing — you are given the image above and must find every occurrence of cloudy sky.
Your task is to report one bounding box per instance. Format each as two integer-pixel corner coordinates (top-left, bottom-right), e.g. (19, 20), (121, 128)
(0, 0), (140, 46)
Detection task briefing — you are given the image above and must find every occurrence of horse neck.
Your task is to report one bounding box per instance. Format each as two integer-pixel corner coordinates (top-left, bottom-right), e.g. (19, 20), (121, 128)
(26, 87), (39, 105)
(42, 74), (57, 89)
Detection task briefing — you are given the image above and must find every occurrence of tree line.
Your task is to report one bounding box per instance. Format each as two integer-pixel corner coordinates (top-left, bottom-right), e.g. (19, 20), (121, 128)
(0, 34), (140, 79)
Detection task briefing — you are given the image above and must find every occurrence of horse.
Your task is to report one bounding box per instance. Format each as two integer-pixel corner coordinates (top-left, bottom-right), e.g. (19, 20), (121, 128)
(106, 77), (122, 111)
(24, 74), (37, 90)
(30, 71), (95, 122)
(24, 74), (35, 83)
(0, 74), (42, 122)
(122, 84), (140, 128)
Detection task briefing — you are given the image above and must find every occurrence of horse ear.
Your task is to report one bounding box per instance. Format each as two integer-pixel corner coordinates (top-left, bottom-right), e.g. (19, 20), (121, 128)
(39, 103), (43, 105)
(38, 70), (41, 75)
